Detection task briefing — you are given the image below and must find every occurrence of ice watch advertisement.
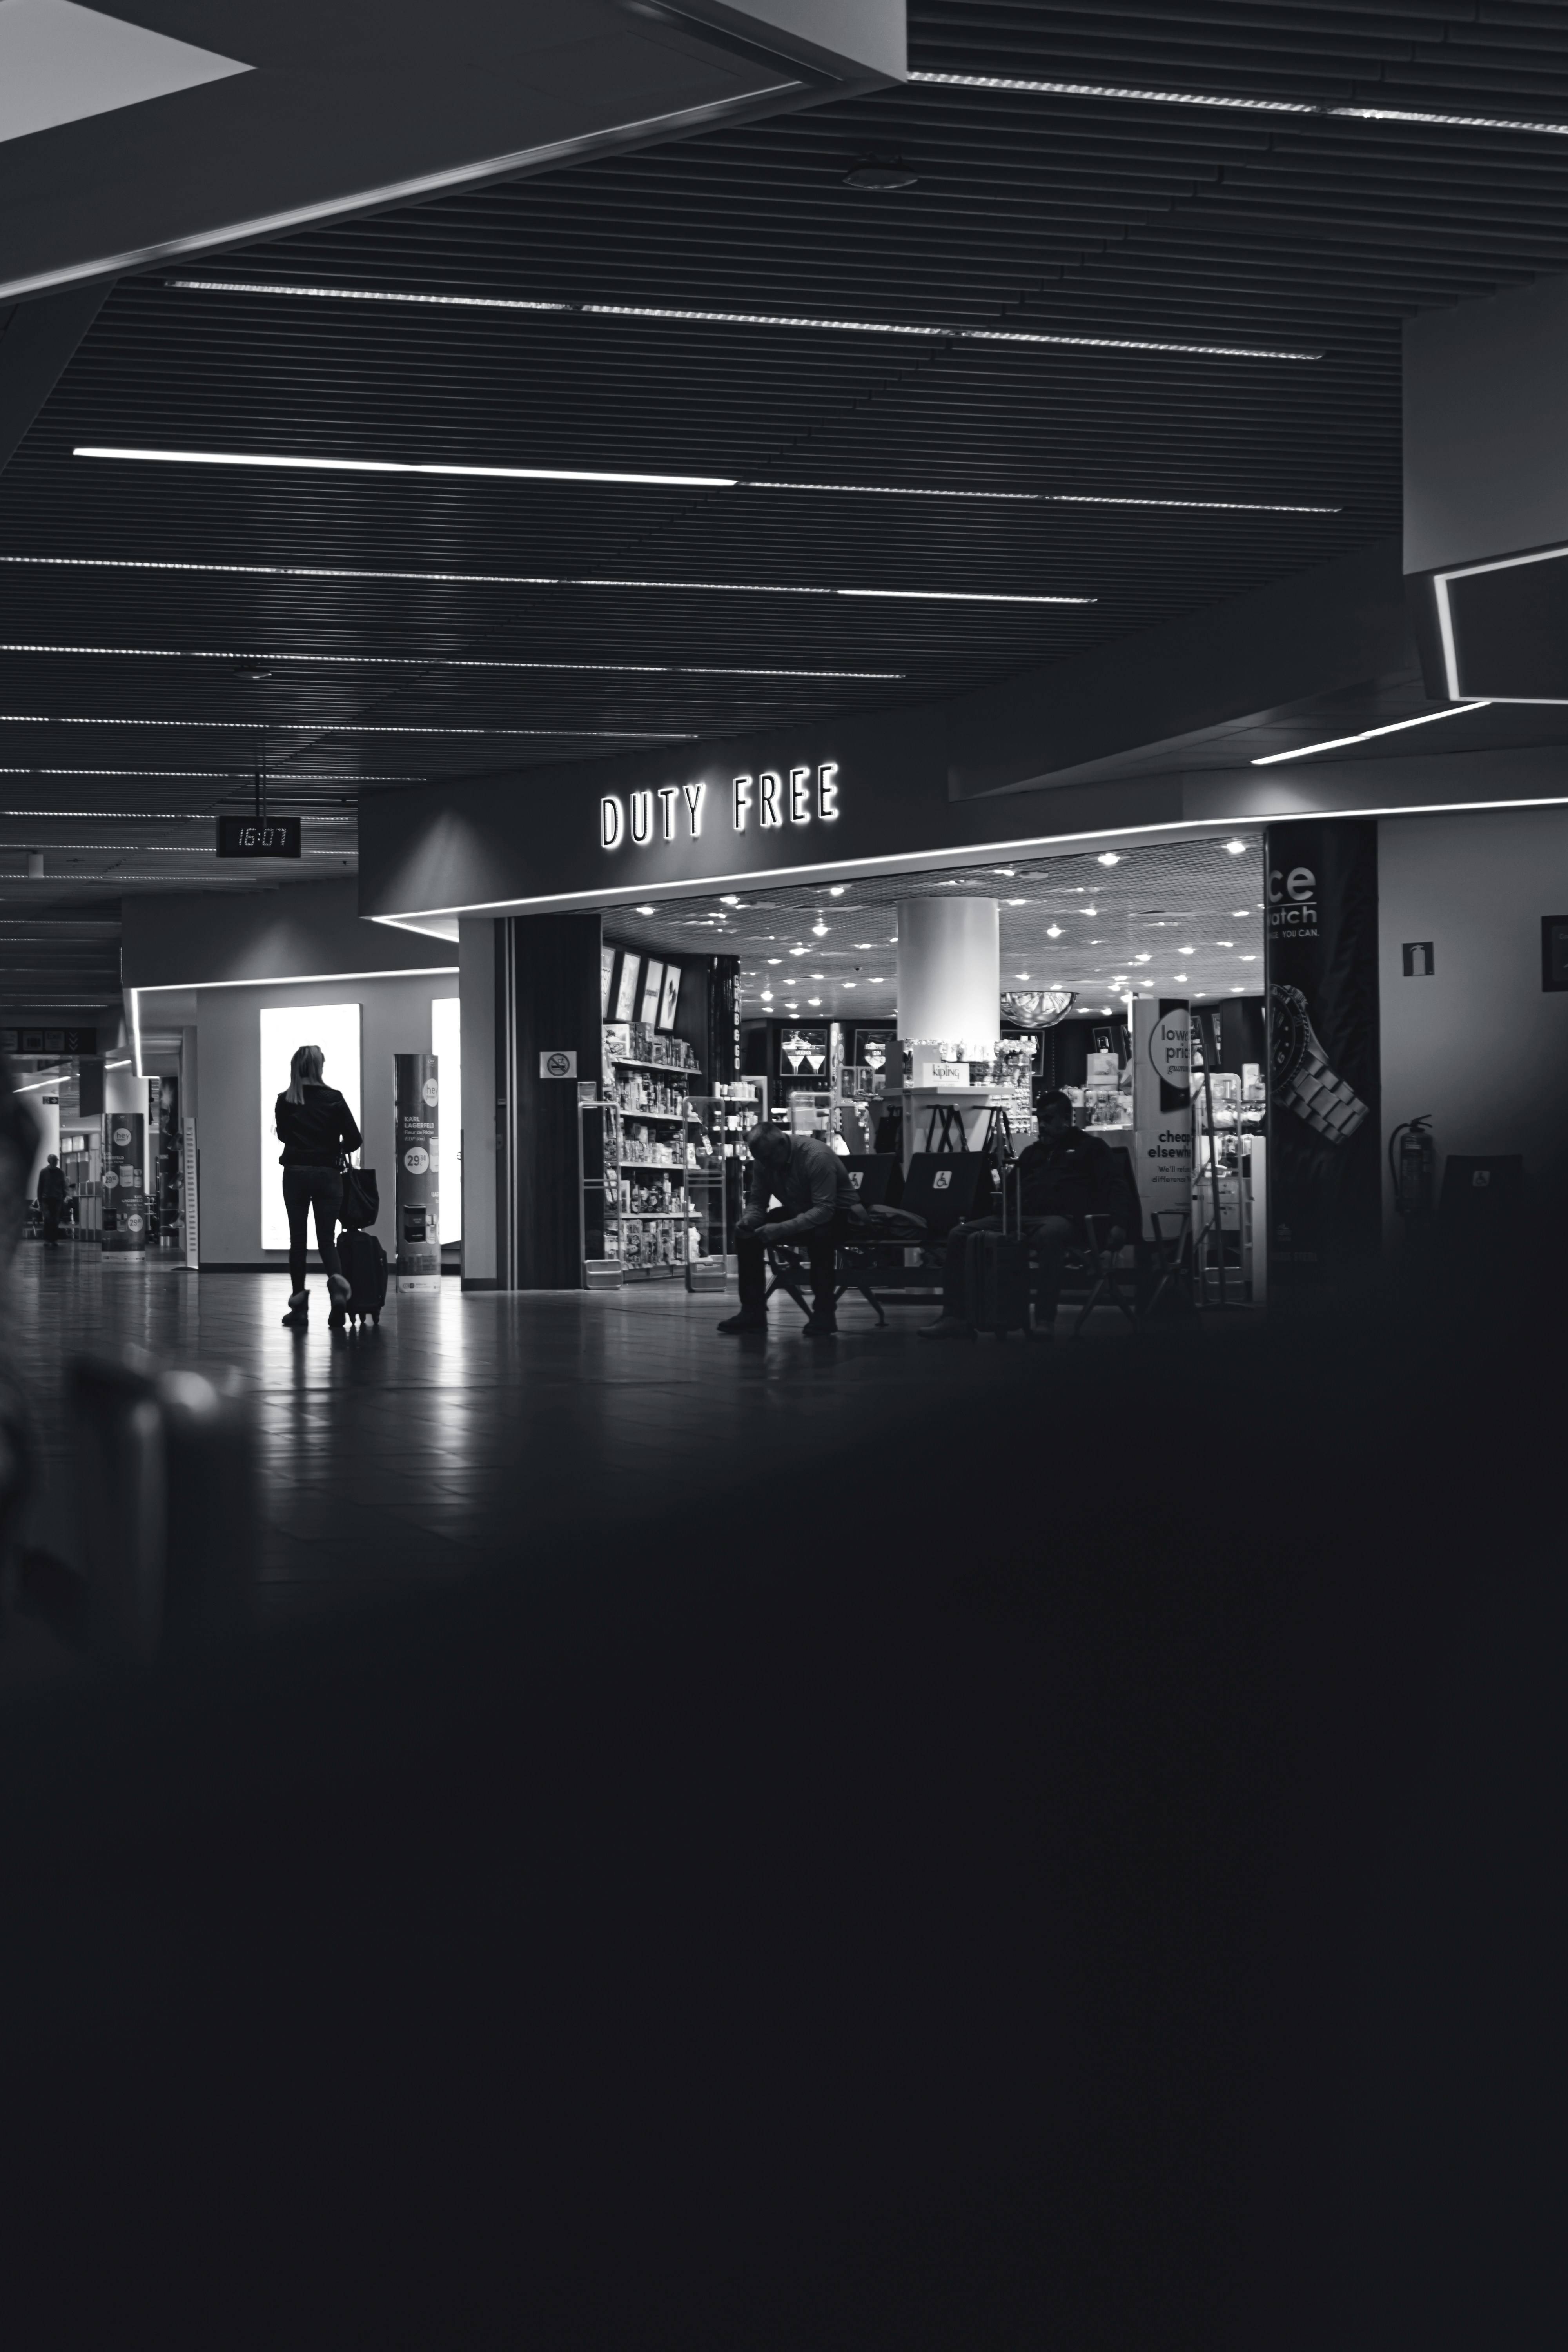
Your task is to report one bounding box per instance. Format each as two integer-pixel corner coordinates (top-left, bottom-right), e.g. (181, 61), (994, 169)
(1265, 819), (1381, 1286)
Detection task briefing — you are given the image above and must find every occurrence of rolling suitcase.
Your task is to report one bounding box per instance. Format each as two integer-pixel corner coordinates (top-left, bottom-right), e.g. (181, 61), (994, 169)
(960, 1116), (1033, 1337)
(337, 1227), (388, 1325)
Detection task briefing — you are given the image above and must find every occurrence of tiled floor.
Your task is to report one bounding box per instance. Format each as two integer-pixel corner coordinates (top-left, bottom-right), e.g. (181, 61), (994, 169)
(10, 1241), (1244, 1632)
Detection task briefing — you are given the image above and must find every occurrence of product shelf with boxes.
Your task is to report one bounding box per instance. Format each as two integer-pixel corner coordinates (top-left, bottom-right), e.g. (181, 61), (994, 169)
(581, 1022), (717, 1286)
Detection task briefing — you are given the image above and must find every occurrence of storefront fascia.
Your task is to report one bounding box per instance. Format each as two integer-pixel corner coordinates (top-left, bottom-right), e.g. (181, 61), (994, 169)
(360, 703), (1568, 1291)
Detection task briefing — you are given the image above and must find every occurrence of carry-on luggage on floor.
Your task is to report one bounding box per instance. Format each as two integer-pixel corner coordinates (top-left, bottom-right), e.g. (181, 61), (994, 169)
(960, 1114), (1033, 1336)
(337, 1227), (388, 1325)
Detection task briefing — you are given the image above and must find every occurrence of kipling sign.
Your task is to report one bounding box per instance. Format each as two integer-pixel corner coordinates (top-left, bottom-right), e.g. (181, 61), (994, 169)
(601, 762), (839, 850)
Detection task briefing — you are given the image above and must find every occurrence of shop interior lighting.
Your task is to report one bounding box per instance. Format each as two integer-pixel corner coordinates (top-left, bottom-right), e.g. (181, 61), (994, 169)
(1096, 851), (1121, 865)
(827, 884), (848, 896)
(167, 279), (1321, 361)
(807, 997), (820, 1006)
(1232, 908), (1250, 916)
(1046, 924), (1062, 937)
(1252, 704), (1490, 764)
(634, 904), (655, 916)
(909, 69), (1568, 140)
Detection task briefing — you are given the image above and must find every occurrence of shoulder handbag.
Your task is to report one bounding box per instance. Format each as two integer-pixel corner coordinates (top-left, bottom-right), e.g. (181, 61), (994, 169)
(339, 1158), (379, 1230)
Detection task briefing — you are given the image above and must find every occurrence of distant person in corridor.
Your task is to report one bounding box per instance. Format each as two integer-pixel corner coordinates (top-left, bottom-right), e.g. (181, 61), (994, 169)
(275, 1045), (361, 1330)
(36, 1154), (67, 1248)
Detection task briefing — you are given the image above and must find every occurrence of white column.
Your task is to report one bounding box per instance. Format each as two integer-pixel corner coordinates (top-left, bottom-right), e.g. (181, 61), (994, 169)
(896, 897), (1000, 1055)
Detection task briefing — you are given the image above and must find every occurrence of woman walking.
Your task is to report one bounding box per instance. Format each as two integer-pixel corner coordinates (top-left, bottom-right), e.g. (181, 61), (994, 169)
(275, 1044), (361, 1328)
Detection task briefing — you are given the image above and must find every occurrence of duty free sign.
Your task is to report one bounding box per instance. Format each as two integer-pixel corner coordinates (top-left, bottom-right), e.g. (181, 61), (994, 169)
(600, 762), (839, 849)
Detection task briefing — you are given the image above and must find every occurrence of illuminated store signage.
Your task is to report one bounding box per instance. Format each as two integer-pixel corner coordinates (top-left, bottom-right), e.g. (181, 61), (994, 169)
(600, 762), (838, 851)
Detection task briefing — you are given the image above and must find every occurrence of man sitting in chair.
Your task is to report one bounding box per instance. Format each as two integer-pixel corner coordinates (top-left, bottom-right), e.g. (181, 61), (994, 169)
(717, 1122), (858, 1339)
(920, 1089), (1135, 1341)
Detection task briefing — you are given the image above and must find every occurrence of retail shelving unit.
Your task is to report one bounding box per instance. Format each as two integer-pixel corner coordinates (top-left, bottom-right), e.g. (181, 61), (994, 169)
(582, 1021), (704, 1284)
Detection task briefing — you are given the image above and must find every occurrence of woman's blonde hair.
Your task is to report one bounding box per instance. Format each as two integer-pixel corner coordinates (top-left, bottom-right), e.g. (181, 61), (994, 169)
(285, 1044), (325, 1105)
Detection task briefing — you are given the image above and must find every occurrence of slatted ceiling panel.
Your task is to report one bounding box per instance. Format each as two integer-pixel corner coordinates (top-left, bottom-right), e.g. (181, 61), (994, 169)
(8, 3), (1568, 1016)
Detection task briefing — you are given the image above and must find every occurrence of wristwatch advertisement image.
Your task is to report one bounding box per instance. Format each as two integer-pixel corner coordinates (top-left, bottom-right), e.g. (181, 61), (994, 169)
(1269, 983), (1370, 1143)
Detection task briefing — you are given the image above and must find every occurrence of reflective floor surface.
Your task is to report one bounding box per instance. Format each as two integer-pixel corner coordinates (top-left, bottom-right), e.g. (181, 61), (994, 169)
(9, 1243), (1252, 1641)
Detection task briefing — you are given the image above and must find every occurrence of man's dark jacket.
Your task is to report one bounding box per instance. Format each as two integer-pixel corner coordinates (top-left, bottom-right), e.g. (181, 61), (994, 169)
(744, 1135), (858, 1240)
(1016, 1129), (1137, 1237)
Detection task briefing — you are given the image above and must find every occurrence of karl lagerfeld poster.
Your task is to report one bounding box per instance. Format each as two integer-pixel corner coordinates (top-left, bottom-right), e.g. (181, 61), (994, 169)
(1266, 818), (1381, 1287)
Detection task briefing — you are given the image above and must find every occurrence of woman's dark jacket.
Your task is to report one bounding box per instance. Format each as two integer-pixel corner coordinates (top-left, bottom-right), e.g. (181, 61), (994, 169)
(275, 1084), (361, 1168)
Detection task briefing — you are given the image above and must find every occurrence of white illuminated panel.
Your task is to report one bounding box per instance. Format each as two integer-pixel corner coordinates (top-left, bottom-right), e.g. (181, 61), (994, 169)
(431, 996), (461, 1243)
(259, 1004), (361, 1252)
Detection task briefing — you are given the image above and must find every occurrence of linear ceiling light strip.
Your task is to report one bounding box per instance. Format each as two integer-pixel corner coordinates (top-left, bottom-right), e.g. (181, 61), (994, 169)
(1251, 703), (1490, 765)
(907, 68), (1568, 138)
(0, 642), (902, 679)
(165, 283), (1319, 362)
(0, 556), (1089, 602)
(74, 445), (735, 490)
(0, 714), (690, 737)
(73, 446), (1322, 504)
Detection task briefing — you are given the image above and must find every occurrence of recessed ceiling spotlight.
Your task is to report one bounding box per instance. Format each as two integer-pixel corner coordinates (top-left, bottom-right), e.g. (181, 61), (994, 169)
(720, 893), (740, 904)
(1174, 973), (1189, 981)
(843, 981), (857, 989)
(1240, 954), (1257, 962)
(1225, 839), (1248, 854)
(808, 997), (821, 1006)
(760, 989), (774, 1001)
(1015, 973), (1031, 981)
(767, 957), (782, 965)
(1006, 897), (1026, 906)
(811, 920), (828, 936)
(1046, 924), (1062, 939)
(811, 973), (824, 980)
(828, 884), (847, 896)
(844, 157), (918, 191)
(1232, 909), (1249, 918)
(789, 946), (807, 956)
(1179, 946), (1194, 955)
(635, 904), (655, 915)
(1134, 953), (1151, 964)
(868, 976), (884, 983)
(1083, 906), (1098, 916)
(992, 867), (1015, 876)
(1096, 851), (1121, 866)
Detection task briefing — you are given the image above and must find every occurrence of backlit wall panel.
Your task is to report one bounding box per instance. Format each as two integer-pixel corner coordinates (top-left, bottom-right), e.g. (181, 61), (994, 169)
(259, 1003), (361, 1252)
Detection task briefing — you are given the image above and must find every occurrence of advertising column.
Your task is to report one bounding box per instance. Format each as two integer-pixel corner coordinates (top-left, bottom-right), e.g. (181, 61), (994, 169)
(101, 1110), (147, 1267)
(394, 1052), (440, 1293)
(1265, 820), (1380, 1290)
(1132, 996), (1192, 1242)
(152, 1076), (180, 1248)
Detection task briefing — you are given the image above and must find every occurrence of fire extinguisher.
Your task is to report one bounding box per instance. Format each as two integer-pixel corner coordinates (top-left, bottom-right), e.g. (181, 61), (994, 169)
(1388, 1115), (1436, 1221)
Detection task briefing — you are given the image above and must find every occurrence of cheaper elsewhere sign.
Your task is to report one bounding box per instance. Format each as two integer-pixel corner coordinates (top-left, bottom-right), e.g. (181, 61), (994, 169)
(600, 762), (838, 850)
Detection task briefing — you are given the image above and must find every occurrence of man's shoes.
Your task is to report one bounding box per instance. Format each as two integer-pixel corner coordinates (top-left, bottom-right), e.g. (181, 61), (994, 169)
(716, 1310), (767, 1334)
(918, 1316), (977, 1342)
(282, 1289), (310, 1328)
(802, 1312), (837, 1338)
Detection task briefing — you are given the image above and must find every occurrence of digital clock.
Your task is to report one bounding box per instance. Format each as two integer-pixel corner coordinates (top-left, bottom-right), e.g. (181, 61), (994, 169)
(217, 816), (301, 858)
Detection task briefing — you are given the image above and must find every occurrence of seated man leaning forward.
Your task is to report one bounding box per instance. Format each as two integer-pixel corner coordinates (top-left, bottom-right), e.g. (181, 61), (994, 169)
(920, 1088), (1135, 1342)
(718, 1121), (858, 1338)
